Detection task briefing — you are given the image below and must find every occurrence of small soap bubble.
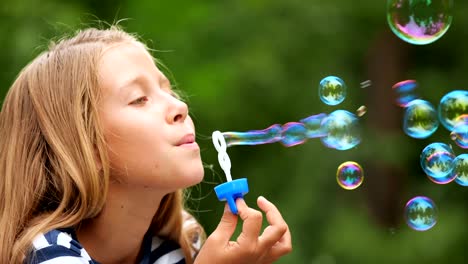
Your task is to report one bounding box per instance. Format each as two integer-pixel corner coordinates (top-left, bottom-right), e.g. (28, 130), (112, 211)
(318, 76), (347, 106)
(438, 90), (468, 131)
(356, 105), (367, 117)
(450, 115), (468, 149)
(452, 154), (468, 186)
(404, 196), (437, 231)
(387, 0), (453, 45)
(281, 122), (308, 147)
(336, 161), (364, 190)
(392, 80), (419, 107)
(420, 142), (455, 182)
(403, 99), (439, 139)
(320, 110), (361, 150)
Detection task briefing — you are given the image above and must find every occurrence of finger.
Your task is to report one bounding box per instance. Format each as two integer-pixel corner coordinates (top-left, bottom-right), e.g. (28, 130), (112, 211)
(211, 203), (239, 243)
(257, 196), (289, 248)
(269, 226), (292, 258)
(236, 198), (263, 245)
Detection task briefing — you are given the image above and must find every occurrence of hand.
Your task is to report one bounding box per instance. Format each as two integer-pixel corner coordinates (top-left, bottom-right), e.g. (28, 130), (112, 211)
(194, 196), (292, 264)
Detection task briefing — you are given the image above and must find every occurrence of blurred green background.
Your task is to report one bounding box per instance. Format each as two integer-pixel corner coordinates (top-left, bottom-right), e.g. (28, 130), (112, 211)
(1, 0), (468, 263)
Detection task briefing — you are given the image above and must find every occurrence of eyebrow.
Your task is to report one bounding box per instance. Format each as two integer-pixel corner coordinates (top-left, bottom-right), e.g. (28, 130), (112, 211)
(118, 74), (171, 93)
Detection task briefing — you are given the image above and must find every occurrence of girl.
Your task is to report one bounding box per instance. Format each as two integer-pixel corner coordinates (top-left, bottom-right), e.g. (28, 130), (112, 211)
(0, 26), (292, 264)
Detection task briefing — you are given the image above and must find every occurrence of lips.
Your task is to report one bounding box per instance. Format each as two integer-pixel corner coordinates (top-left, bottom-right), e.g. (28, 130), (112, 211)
(176, 134), (196, 146)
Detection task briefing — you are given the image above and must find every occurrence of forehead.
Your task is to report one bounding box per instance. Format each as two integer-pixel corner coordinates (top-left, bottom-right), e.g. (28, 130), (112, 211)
(98, 42), (164, 93)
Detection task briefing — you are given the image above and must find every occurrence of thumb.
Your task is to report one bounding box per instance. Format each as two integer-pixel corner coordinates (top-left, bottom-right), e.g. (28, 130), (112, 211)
(212, 203), (238, 243)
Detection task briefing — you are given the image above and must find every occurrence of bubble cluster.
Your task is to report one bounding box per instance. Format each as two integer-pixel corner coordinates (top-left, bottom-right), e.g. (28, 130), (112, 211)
(336, 161), (364, 190)
(404, 196), (438, 231)
(403, 99), (439, 139)
(387, 0), (454, 45)
(320, 110), (361, 151)
(452, 154), (468, 186)
(438, 90), (468, 131)
(318, 76), (347, 106)
(420, 142), (456, 184)
(392, 80), (419, 107)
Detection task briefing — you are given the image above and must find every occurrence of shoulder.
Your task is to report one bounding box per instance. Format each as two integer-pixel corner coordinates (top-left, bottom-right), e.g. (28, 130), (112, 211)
(27, 229), (95, 264)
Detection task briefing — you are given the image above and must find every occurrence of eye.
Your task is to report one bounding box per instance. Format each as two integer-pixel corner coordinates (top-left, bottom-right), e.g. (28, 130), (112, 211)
(129, 96), (149, 105)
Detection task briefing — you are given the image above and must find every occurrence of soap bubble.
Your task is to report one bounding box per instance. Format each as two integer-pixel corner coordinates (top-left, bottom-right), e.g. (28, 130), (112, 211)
(320, 110), (361, 150)
(392, 80), (420, 107)
(404, 196), (437, 231)
(387, 0), (454, 45)
(336, 161), (364, 190)
(281, 122), (308, 147)
(420, 142), (455, 182)
(452, 154), (468, 186)
(318, 76), (347, 106)
(450, 115), (468, 149)
(403, 99), (439, 139)
(438, 90), (468, 131)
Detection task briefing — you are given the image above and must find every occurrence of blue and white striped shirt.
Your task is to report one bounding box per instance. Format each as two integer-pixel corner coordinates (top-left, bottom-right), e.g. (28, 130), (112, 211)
(27, 227), (191, 264)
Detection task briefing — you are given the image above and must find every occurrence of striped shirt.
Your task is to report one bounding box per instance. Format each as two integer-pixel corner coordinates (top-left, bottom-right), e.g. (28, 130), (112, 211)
(27, 214), (201, 264)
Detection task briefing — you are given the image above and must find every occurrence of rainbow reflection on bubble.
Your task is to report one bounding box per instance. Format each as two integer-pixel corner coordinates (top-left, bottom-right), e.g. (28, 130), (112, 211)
(404, 196), (437, 231)
(318, 76), (347, 106)
(420, 142), (455, 183)
(403, 99), (439, 139)
(452, 154), (468, 186)
(387, 0), (453, 45)
(221, 113), (327, 147)
(450, 115), (468, 149)
(438, 90), (468, 131)
(392, 80), (419, 107)
(336, 161), (364, 190)
(281, 122), (308, 147)
(320, 110), (361, 150)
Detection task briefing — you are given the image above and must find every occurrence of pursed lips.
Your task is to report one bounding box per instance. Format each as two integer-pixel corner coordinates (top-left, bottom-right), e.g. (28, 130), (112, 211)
(176, 133), (196, 146)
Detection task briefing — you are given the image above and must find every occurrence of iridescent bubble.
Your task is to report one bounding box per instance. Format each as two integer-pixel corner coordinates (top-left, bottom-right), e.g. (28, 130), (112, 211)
(450, 115), (468, 149)
(387, 0), (454, 45)
(404, 196), (437, 231)
(318, 76), (347, 106)
(392, 80), (419, 107)
(300, 113), (328, 138)
(320, 110), (361, 150)
(452, 154), (468, 186)
(222, 124), (283, 147)
(420, 142), (455, 182)
(438, 90), (468, 131)
(336, 161), (364, 190)
(403, 99), (439, 139)
(281, 122), (308, 147)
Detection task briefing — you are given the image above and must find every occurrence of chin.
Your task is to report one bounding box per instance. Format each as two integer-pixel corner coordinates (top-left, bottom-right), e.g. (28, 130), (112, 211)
(179, 162), (205, 188)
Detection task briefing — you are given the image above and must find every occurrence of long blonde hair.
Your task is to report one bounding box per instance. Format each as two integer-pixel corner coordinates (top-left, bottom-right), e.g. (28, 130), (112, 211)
(0, 26), (201, 263)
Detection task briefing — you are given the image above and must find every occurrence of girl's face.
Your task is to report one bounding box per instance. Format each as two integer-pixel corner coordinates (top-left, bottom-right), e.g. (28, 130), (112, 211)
(97, 42), (204, 191)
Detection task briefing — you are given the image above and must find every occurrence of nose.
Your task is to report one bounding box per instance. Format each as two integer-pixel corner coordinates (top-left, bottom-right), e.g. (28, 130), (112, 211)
(167, 95), (189, 124)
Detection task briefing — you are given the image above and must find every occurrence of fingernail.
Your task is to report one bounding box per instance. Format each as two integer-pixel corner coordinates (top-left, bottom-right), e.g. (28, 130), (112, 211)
(259, 196), (268, 202)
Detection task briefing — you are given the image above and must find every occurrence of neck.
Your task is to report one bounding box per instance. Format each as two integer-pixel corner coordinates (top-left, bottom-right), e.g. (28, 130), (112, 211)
(76, 183), (167, 264)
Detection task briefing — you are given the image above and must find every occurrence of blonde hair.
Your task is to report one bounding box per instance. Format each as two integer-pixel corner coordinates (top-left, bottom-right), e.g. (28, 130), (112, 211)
(0, 26), (202, 263)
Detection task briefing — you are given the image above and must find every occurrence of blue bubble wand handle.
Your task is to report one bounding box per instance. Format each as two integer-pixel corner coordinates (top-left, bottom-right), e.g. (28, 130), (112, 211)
(212, 131), (249, 214)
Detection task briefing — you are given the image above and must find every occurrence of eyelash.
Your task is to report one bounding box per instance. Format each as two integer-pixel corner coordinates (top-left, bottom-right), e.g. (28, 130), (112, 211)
(130, 96), (149, 105)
